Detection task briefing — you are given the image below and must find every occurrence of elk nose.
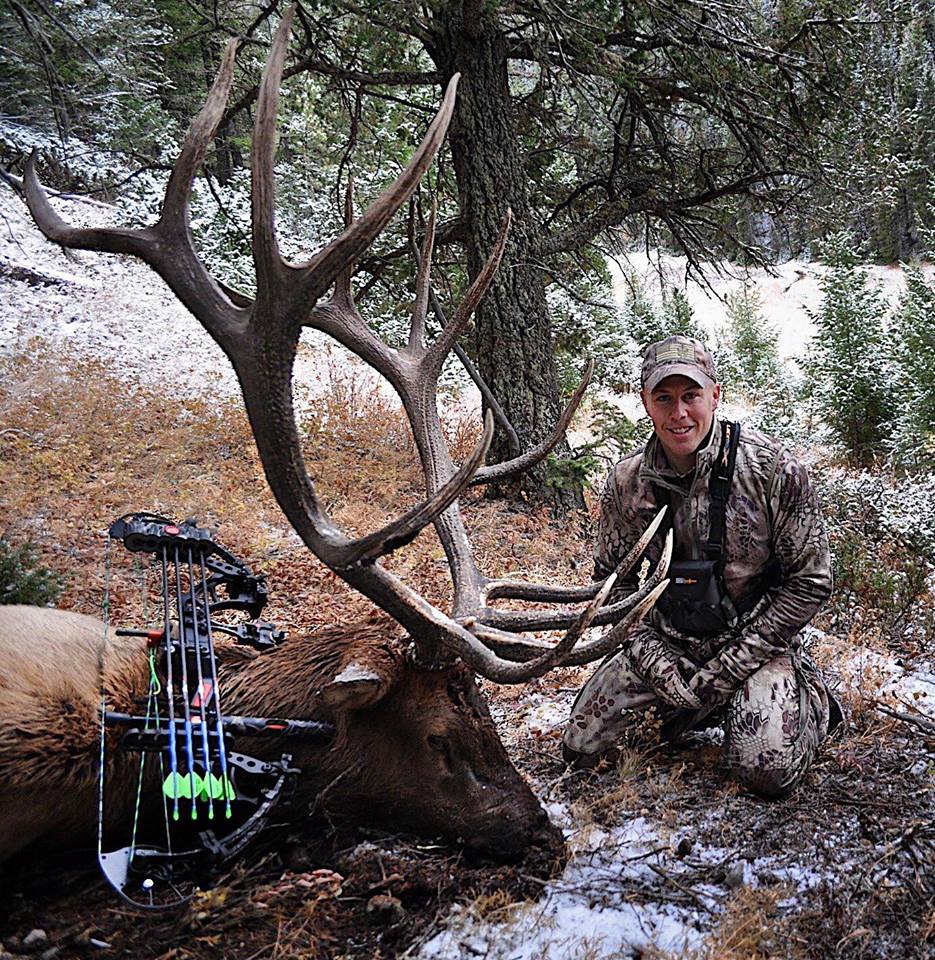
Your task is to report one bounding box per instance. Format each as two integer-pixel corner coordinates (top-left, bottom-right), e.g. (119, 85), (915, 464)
(464, 804), (564, 864)
(529, 808), (566, 863)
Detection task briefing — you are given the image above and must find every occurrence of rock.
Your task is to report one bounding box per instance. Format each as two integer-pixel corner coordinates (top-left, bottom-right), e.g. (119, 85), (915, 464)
(39, 949), (60, 960)
(20, 931), (48, 954)
(724, 861), (747, 889)
(366, 894), (406, 925)
(675, 836), (693, 857)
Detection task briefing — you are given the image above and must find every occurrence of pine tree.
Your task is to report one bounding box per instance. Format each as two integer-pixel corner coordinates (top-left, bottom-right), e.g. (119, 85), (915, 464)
(888, 267), (935, 468)
(716, 286), (798, 438)
(803, 235), (893, 463)
(717, 287), (780, 398)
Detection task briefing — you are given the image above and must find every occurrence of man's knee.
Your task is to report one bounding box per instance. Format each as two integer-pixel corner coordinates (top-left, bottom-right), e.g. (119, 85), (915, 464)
(728, 756), (800, 799)
(724, 654), (816, 798)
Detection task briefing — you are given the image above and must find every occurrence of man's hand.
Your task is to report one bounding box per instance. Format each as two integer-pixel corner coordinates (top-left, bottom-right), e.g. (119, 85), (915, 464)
(688, 659), (738, 708)
(631, 631), (703, 711)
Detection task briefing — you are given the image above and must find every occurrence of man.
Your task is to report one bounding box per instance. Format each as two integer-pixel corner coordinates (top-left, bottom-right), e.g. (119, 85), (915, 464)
(563, 335), (841, 797)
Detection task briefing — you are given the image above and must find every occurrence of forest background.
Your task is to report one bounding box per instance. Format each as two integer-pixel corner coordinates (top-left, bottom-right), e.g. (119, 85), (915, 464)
(3, 0), (935, 493)
(4, 0), (935, 608)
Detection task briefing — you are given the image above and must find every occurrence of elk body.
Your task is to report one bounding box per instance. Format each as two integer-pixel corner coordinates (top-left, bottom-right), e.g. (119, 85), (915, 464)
(10, 6), (671, 870)
(0, 606), (556, 864)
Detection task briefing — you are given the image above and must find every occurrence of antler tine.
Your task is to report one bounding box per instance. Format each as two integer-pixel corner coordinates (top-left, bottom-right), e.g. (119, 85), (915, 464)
(470, 359), (594, 486)
(331, 412), (493, 569)
(560, 579), (669, 666)
(504, 569), (620, 680)
(448, 566), (666, 682)
(161, 38), (238, 232)
(251, 6), (294, 291)
(22, 153), (150, 258)
(481, 507), (667, 604)
(22, 27), (247, 345)
(613, 506), (669, 580)
(425, 209), (511, 373)
(405, 199), (436, 355)
(473, 526), (673, 634)
(467, 572), (669, 671)
(294, 75), (460, 309)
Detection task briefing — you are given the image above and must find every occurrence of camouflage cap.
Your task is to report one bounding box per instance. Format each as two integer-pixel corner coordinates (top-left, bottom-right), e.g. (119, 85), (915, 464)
(641, 335), (717, 392)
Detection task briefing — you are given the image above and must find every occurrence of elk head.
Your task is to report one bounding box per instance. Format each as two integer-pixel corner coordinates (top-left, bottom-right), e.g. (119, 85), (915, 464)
(20, 7), (671, 860)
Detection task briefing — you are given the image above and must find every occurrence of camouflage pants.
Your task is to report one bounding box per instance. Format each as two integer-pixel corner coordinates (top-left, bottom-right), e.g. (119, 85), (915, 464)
(563, 643), (834, 798)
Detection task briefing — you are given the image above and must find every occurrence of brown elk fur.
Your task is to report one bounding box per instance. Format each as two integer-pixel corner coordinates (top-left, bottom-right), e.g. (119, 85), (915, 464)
(0, 606), (561, 865)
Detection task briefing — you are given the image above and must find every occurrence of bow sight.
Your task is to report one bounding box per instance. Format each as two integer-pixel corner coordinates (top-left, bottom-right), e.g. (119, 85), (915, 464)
(99, 513), (334, 909)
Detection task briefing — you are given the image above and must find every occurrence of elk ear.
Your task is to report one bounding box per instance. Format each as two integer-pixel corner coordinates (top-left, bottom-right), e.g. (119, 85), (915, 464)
(320, 660), (393, 711)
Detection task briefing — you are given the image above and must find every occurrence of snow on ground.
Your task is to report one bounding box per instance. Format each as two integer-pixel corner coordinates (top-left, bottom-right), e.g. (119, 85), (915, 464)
(0, 188), (410, 408)
(420, 813), (708, 959)
(433, 638), (933, 959)
(610, 250), (935, 361)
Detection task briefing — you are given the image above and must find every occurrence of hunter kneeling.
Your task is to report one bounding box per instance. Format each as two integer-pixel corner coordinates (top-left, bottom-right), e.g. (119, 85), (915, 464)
(564, 335), (843, 797)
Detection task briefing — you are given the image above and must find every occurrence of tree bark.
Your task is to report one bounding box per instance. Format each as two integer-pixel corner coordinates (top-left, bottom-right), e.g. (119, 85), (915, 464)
(430, 7), (583, 512)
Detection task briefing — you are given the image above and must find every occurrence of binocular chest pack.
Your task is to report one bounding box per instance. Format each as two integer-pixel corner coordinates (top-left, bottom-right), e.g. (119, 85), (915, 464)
(652, 420), (758, 637)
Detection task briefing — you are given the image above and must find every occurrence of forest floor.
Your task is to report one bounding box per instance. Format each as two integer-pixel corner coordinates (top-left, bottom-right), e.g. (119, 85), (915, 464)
(0, 186), (933, 959)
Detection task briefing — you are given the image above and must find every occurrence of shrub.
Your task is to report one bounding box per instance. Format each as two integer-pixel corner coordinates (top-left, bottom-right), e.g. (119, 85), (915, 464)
(558, 397), (653, 492)
(0, 539), (63, 606)
(715, 285), (800, 440)
(816, 467), (935, 655)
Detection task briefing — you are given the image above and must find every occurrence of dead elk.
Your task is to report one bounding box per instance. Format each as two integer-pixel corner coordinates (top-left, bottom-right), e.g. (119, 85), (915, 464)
(0, 606), (557, 864)
(9, 7), (671, 866)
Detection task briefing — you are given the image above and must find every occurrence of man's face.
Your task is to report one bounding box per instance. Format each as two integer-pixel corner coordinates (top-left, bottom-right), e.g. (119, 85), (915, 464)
(641, 374), (721, 470)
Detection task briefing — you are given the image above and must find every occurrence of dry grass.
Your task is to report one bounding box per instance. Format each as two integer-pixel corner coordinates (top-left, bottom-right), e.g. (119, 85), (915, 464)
(3, 343), (933, 960)
(0, 342), (591, 638)
(695, 886), (792, 959)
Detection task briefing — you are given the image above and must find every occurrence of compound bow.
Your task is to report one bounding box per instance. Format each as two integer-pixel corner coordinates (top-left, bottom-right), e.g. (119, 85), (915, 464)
(99, 513), (334, 909)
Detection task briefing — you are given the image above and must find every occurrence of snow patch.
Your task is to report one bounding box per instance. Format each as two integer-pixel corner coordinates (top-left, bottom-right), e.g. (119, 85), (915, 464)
(419, 815), (707, 960)
(609, 251), (935, 361)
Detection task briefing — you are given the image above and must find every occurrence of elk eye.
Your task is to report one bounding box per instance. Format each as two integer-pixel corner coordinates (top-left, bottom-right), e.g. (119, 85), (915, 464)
(427, 735), (453, 769)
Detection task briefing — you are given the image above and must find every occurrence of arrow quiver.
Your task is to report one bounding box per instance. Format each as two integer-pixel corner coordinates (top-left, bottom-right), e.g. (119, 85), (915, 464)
(99, 513), (334, 910)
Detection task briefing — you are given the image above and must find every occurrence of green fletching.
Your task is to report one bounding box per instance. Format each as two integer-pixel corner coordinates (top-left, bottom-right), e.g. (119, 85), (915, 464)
(163, 770), (208, 802)
(163, 771), (190, 799)
(203, 773), (236, 801)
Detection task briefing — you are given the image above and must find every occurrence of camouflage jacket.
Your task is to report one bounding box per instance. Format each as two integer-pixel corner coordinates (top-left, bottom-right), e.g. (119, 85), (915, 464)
(595, 418), (833, 706)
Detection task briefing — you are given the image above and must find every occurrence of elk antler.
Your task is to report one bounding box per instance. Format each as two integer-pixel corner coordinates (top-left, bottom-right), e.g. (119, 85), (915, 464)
(22, 5), (669, 682)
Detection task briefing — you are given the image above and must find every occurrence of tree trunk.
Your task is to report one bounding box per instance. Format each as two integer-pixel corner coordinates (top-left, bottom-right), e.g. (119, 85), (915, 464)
(431, 7), (583, 513)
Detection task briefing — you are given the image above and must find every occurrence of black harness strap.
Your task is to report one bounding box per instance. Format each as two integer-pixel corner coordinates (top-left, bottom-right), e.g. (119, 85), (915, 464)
(649, 420), (739, 552)
(703, 420), (741, 571)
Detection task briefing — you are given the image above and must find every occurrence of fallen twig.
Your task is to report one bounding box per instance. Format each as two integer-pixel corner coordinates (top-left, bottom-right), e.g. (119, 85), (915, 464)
(874, 704), (935, 736)
(646, 862), (719, 914)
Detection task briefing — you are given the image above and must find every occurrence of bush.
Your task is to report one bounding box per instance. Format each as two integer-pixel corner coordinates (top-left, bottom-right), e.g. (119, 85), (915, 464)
(715, 285), (800, 440)
(816, 467), (935, 655)
(0, 539), (63, 606)
(559, 397), (653, 492)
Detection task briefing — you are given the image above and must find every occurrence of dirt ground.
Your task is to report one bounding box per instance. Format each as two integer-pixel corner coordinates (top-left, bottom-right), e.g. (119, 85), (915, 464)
(1, 690), (932, 959)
